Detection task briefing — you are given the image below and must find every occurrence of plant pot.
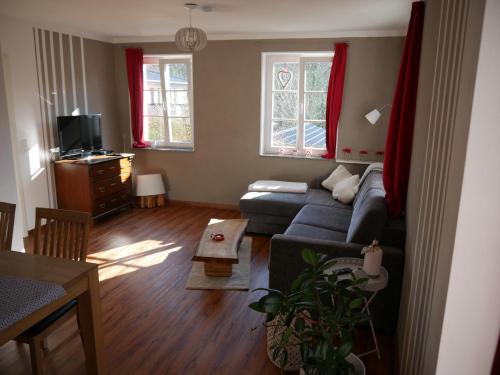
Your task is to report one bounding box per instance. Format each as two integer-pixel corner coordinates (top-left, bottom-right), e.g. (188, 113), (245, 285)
(299, 353), (366, 375)
(266, 316), (301, 371)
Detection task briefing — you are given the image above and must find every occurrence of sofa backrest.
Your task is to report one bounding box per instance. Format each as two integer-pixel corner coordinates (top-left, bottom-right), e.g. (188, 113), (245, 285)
(347, 170), (388, 244)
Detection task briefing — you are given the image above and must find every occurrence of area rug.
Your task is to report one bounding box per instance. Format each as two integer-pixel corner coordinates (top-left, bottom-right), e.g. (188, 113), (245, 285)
(186, 236), (252, 291)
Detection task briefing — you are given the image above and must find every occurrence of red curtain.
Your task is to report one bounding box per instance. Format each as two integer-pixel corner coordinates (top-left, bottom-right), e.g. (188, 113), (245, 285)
(383, 1), (425, 217)
(125, 48), (148, 148)
(322, 43), (348, 159)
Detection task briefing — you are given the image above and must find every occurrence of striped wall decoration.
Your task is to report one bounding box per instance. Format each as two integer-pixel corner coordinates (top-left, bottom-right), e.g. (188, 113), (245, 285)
(33, 28), (89, 207)
(397, 0), (481, 374)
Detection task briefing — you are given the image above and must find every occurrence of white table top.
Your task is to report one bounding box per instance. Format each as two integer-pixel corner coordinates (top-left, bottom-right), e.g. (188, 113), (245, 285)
(325, 257), (388, 292)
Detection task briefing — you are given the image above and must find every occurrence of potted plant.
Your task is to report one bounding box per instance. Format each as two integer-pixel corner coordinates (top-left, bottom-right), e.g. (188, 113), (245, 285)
(249, 249), (370, 375)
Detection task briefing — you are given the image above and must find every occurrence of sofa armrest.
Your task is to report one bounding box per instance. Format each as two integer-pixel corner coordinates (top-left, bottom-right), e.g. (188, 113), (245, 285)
(269, 234), (404, 333)
(269, 235), (364, 291)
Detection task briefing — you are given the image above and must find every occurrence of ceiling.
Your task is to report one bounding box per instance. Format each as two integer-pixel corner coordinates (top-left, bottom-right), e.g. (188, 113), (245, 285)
(0, 0), (412, 43)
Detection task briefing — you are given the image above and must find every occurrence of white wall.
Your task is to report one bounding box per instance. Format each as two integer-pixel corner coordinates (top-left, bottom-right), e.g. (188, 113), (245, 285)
(0, 15), (52, 231)
(0, 44), (24, 250)
(436, 0), (500, 373)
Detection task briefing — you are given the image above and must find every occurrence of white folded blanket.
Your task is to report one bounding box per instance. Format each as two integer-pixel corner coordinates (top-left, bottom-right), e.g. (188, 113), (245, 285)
(248, 180), (308, 194)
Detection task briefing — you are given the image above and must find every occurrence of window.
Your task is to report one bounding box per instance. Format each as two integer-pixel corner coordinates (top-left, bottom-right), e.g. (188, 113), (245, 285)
(143, 55), (194, 149)
(260, 52), (332, 157)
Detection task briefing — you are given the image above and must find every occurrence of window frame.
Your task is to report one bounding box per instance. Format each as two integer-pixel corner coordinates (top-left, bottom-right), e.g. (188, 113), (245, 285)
(142, 54), (194, 150)
(260, 52), (333, 158)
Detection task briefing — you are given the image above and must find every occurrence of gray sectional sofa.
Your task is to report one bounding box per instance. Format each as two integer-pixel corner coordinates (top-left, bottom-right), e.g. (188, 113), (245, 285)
(239, 169), (405, 332)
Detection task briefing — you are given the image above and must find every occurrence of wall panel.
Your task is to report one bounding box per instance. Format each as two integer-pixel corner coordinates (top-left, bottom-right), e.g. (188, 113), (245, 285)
(397, 0), (485, 373)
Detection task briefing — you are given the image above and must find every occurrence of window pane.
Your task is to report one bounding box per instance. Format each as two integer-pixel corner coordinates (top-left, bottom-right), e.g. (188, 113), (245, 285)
(143, 90), (163, 116)
(305, 62), (331, 91)
(164, 63), (189, 90)
(169, 118), (192, 143)
(144, 116), (165, 142)
(272, 92), (298, 120)
(165, 91), (190, 117)
(144, 64), (161, 90)
(272, 120), (297, 147)
(273, 63), (299, 91)
(305, 92), (327, 121)
(304, 122), (326, 149)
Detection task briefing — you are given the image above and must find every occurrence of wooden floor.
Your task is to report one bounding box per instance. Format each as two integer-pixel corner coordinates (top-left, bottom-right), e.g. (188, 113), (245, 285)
(0, 206), (395, 374)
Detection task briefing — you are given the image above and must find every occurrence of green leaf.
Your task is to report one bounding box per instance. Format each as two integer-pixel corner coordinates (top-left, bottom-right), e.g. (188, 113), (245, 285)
(283, 327), (293, 342)
(260, 293), (283, 314)
(294, 317), (305, 332)
(349, 298), (363, 310)
(248, 301), (265, 313)
(302, 248), (319, 266)
(272, 346), (282, 362)
(337, 341), (352, 358)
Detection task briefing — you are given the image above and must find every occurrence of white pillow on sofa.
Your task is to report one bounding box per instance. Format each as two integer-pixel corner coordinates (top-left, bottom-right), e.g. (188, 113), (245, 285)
(321, 165), (352, 191)
(332, 174), (360, 204)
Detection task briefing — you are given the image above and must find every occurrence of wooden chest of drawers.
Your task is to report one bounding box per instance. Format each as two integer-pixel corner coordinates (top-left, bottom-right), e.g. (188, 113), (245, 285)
(53, 154), (134, 219)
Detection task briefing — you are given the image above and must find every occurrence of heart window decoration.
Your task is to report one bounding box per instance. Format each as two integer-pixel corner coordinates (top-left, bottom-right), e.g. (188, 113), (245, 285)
(277, 67), (293, 89)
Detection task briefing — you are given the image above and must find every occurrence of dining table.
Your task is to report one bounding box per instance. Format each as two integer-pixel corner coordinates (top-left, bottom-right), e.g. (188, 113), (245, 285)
(0, 250), (104, 374)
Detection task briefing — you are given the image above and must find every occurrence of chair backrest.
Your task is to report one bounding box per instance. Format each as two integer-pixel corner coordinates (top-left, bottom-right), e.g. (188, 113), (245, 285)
(0, 202), (16, 251)
(34, 208), (91, 261)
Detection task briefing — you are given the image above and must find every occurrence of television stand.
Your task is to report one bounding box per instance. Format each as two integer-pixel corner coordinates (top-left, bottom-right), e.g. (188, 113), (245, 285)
(53, 153), (134, 220)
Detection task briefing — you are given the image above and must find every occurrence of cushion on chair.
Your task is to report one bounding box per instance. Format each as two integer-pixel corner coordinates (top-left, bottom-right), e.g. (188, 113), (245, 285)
(22, 299), (77, 337)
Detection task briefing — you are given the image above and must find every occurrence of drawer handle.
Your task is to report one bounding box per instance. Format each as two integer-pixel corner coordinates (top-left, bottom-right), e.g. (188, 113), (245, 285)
(97, 169), (105, 175)
(98, 187), (105, 193)
(111, 198), (117, 203)
(109, 166), (116, 170)
(99, 203), (106, 209)
(110, 182), (117, 187)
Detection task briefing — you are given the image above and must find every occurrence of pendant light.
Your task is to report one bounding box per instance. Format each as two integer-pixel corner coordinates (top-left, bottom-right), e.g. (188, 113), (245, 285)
(175, 3), (208, 52)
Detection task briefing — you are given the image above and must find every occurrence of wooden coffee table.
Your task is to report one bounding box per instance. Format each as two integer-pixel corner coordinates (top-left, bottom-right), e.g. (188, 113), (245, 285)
(192, 218), (249, 277)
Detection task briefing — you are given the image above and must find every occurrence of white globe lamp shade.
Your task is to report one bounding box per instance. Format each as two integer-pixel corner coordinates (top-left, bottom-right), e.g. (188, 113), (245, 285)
(136, 174), (166, 196)
(365, 109), (382, 125)
(175, 27), (207, 52)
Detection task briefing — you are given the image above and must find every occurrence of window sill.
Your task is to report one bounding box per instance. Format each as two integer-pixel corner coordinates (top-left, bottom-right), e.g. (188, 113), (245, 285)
(133, 146), (194, 153)
(259, 152), (328, 161)
(335, 158), (376, 165)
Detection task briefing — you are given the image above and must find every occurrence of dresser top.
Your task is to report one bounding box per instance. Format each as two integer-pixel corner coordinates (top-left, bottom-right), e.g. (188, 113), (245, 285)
(54, 153), (134, 165)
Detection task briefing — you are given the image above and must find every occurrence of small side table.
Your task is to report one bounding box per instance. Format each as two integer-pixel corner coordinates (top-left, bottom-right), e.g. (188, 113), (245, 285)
(326, 257), (388, 359)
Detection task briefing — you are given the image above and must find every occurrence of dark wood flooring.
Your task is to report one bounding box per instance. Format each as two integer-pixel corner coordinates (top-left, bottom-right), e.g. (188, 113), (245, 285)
(0, 206), (395, 374)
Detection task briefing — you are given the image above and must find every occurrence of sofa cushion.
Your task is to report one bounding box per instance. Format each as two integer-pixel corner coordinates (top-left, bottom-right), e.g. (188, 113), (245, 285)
(239, 191), (307, 217)
(347, 171), (388, 244)
(332, 174), (360, 204)
(284, 223), (348, 242)
(353, 170), (384, 210)
(321, 165), (352, 191)
(305, 189), (353, 211)
(292, 205), (352, 233)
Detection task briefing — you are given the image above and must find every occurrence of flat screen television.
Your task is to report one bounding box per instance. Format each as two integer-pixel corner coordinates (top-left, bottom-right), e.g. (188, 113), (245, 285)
(57, 114), (102, 155)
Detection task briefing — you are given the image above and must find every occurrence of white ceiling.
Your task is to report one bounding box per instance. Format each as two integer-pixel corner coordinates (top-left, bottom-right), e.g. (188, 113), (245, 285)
(0, 0), (412, 43)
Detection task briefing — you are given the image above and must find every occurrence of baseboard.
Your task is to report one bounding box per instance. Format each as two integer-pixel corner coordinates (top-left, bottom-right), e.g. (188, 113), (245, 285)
(168, 199), (240, 212)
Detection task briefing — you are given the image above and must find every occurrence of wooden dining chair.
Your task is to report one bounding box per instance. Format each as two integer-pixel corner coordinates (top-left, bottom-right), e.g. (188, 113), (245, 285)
(18, 207), (91, 375)
(0, 201), (16, 251)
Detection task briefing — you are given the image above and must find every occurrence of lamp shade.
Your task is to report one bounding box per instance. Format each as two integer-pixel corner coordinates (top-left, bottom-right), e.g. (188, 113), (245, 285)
(365, 109), (382, 125)
(175, 27), (207, 52)
(136, 174), (165, 196)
